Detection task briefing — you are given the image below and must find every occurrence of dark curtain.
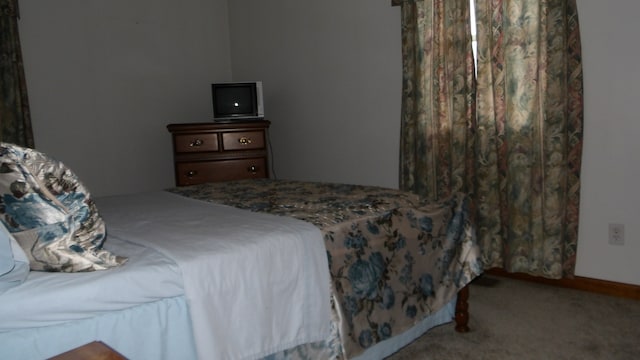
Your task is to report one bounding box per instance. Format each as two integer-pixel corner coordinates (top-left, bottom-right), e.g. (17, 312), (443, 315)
(0, 0), (34, 148)
(395, 0), (583, 279)
(474, 0), (584, 279)
(395, 0), (477, 203)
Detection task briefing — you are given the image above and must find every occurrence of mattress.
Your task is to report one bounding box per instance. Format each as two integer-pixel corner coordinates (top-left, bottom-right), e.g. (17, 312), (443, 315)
(0, 181), (482, 360)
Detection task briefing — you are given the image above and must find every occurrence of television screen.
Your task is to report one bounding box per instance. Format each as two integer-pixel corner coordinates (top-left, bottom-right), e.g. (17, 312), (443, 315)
(212, 82), (263, 120)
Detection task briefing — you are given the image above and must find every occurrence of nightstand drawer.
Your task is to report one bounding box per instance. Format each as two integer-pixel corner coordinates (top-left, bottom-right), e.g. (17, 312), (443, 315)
(168, 121), (270, 186)
(222, 131), (265, 151)
(176, 158), (267, 186)
(174, 133), (219, 153)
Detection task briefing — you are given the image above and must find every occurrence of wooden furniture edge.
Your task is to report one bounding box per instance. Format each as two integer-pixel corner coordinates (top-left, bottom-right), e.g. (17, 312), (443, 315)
(454, 284), (470, 332)
(486, 268), (640, 300)
(49, 341), (126, 360)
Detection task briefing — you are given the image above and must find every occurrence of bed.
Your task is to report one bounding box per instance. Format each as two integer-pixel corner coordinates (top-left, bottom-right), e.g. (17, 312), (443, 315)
(0, 143), (483, 360)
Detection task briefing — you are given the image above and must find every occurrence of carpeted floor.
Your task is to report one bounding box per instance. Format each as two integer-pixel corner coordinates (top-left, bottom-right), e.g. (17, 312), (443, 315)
(386, 275), (640, 360)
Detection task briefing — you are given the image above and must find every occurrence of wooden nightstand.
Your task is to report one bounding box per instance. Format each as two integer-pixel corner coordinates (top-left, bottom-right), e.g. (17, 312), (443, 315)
(167, 120), (270, 186)
(49, 341), (126, 360)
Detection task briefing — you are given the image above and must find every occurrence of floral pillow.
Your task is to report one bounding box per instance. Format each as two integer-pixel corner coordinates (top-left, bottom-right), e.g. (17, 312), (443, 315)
(0, 143), (127, 272)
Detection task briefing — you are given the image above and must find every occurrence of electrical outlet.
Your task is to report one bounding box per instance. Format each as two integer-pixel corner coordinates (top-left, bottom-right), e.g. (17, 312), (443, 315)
(608, 223), (625, 246)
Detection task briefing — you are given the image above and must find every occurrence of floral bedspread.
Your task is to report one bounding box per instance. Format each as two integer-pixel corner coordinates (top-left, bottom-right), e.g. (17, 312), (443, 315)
(169, 179), (483, 359)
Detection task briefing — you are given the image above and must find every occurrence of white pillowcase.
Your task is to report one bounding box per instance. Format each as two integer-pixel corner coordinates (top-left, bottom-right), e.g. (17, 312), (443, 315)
(0, 223), (29, 293)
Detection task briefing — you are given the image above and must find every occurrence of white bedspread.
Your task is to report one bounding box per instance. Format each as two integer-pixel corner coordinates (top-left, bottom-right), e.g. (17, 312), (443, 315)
(97, 191), (331, 360)
(0, 234), (183, 330)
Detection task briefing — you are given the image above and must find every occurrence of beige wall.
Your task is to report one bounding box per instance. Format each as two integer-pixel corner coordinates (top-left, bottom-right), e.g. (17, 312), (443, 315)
(19, 0), (233, 196)
(573, 0), (640, 285)
(228, 0), (402, 188)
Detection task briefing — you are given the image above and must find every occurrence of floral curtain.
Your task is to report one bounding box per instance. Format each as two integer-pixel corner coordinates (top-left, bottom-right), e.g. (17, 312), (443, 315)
(395, 0), (583, 279)
(396, 0), (477, 203)
(0, 0), (34, 148)
(474, 0), (583, 279)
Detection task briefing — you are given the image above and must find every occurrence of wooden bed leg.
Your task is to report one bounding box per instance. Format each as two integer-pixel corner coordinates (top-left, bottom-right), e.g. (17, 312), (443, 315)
(454, 284), (470, 333)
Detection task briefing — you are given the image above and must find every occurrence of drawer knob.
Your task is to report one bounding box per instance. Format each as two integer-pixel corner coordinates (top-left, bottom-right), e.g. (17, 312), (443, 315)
(186, 170), (198, 178)
(189, 139), (204, 147)
(238, 137), (252, 145)
(248, 165), (258, 174)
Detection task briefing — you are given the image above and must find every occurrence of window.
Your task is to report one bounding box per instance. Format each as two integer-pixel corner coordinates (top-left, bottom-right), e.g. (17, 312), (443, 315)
(470, 0), (478, 69)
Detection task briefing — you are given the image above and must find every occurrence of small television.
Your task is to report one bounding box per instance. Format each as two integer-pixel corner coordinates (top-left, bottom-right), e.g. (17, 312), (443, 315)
(211, 81), (264, 121)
